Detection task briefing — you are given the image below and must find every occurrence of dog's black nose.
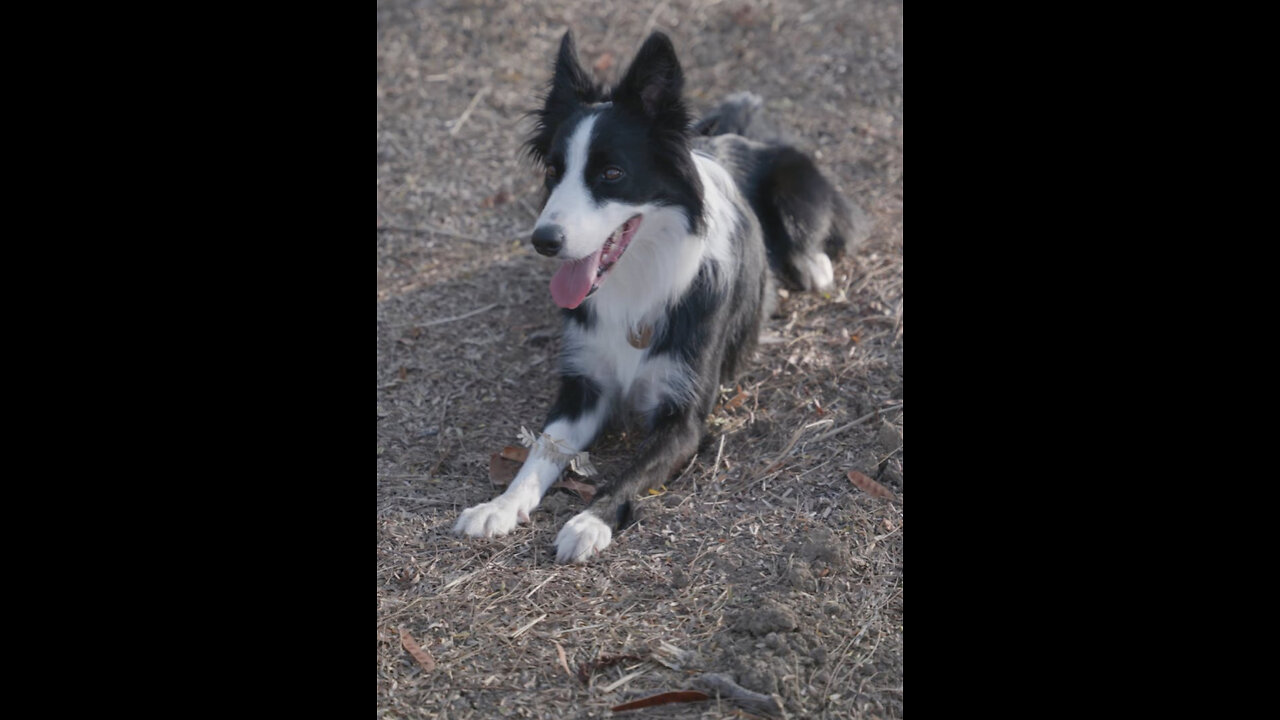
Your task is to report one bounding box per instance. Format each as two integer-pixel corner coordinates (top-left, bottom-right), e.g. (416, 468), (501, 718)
(531, 225), (565, 257)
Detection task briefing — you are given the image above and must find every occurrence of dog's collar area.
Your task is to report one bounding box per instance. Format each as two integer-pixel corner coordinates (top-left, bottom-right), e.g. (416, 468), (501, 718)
(627, 323), (654, 349)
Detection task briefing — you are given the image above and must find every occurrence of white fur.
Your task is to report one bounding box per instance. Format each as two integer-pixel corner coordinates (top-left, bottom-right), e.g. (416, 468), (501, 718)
(454, 408), (608, 538)
(555, 511), (612, 563)
(631, 354), (699, 418)
(803, 252), (834, 291)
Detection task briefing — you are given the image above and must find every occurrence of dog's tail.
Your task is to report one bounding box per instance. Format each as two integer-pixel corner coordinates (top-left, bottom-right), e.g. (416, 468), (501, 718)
(693, 91), (783, 142)
(696, 92), (871, 291)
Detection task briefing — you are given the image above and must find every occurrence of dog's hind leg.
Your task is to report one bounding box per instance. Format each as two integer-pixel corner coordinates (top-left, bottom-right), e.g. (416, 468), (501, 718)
(554, 405), (704, 563)
(755, 147), (858, 292)
(454, 375), (609, 538)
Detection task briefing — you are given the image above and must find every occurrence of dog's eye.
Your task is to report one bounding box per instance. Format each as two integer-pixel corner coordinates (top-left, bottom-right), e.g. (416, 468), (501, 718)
(601, 167), (624, 182)
(545, 165), (558, 180)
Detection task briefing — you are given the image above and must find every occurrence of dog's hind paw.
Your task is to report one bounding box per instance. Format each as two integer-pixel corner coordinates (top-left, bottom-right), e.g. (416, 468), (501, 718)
(453, 499), (523, 538)
(802, 252), (834, 292)
(554, 512), (612, 563)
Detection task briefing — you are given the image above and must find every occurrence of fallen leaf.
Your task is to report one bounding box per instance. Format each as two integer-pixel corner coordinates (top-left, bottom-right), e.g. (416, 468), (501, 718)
(723, 388), (750, 412)
(847, 470), (897, 500)
(612, 690), (711, 712)
(594, 52), (615, 73)
(551, 477), (596, 503)
(399, 628), (436, 672)
(481, 190), (511, 208)
(500, 445), (529, 463)
(553, 640), (572, 679)
(489, 453), (522, 485)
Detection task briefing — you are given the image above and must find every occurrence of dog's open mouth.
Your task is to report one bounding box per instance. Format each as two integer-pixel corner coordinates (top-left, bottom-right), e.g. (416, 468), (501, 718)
(549, 215), (643, 309)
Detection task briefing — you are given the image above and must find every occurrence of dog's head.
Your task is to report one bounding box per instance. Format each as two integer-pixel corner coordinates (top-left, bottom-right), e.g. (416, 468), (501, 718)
(525, 31), (705, 310)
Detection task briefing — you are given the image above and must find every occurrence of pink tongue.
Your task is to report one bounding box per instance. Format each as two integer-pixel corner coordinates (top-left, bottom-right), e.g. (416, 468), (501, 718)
(549, 250), (602, 309)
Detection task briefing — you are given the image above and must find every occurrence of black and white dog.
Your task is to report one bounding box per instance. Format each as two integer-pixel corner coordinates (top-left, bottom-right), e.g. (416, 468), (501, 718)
(454, 31), (866, 562)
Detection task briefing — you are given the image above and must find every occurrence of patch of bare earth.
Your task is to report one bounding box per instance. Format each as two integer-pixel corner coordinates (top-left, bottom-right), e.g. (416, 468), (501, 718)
(378, 1), (902, 717)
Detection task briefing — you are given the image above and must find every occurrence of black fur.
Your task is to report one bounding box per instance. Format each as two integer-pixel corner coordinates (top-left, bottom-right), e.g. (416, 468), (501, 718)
(696, 93), (871, 290)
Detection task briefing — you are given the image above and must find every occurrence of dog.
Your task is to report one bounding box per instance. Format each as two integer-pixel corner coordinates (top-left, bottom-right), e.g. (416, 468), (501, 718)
(454, 30), (867, 562)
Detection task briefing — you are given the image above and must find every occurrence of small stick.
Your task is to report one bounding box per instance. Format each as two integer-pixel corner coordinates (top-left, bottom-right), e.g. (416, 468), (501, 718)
(692, 673), (787, 718)
(413, 303), (499, 329)
(808, 403), (903, 445)
(511, 613), (547, 639)
(517, 196), (540, 220)
(525, 573), (558, 598)
(378, 222), (502, 244)
(600, 669), (647, 694)
(712, 434), (726, 479)
(640, 1), (668, 41)
(450, 85), (491, 136)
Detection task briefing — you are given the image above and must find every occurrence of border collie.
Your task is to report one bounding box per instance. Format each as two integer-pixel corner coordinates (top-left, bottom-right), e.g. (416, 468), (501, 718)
(454, 31), (867, 563)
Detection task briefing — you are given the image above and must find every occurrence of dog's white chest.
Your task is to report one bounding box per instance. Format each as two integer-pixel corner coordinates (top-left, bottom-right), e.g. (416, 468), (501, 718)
(562, 322), (695, 417)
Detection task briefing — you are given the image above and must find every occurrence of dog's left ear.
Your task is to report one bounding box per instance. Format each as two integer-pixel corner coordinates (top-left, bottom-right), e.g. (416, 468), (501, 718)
(615, 32), (685, 119)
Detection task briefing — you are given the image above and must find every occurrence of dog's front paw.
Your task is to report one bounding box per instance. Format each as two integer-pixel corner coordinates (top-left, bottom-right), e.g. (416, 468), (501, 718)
(453, 499), (525, 538)
(555, 512), (612, 563)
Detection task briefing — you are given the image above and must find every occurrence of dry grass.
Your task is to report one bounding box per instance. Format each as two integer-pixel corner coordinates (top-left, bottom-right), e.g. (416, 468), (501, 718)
(378, 1), (902, 717)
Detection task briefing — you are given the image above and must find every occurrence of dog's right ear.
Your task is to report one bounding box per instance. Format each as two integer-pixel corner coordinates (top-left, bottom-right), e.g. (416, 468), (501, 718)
(526, 31), (597, 163)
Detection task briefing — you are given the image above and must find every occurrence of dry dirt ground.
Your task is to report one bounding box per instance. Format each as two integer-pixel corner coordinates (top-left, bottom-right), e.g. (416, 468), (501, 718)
(378, 1), (902, 717)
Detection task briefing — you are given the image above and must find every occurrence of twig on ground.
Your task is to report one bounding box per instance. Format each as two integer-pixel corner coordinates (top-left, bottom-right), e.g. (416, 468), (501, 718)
(808, 403), (903, 445)
(713, 434), (726, 479)
(600, 669), (647, 694)
(640, 1), (669, 42)
(378, 222), (502, 244)
(511, 613), (547, 639)
(449, 85), (491, 136)
(692, 673), (787, 718)
(417, 302), (499, 329)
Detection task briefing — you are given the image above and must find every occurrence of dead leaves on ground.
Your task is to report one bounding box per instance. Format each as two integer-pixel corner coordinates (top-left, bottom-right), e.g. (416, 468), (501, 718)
(848, 469), (897, 500)
(398, 628), (435, 672)
(487, 445), (595, 502)
(612, 690), (711, 713)
(714, 385), (751, 414)
(488, 448), (524, 485)
(552, 640), (572, 679)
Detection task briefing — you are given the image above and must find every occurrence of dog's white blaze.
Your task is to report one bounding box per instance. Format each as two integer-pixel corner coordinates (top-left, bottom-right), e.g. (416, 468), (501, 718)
(536, 114), (639, 260)
(453, 407), (608, 538)
(555, 511), (612, 563)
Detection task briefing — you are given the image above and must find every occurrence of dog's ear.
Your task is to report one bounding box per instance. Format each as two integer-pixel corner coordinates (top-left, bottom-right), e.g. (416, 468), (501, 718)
(526, 31), (597, 163)
(615, 32), (685, 119)
(551, 31), (594, 102)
